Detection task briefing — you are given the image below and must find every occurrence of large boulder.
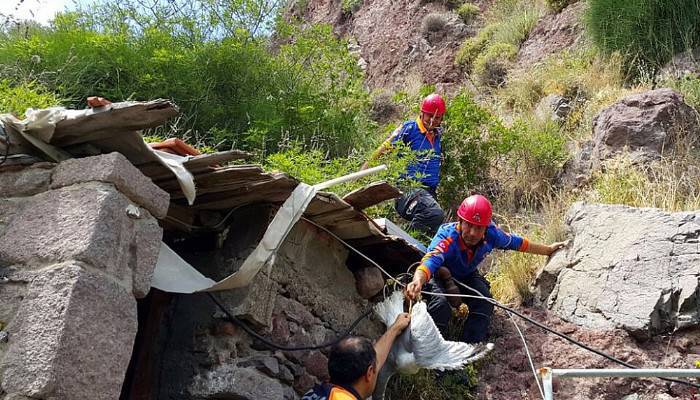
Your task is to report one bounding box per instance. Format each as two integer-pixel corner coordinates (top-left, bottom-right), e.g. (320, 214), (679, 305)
(534, 202), (700, 338)
(590, 88), (699, 166)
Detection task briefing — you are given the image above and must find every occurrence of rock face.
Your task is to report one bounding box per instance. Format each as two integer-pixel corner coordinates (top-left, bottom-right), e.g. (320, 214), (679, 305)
(658, 47), (700, 81)
(591, 88), (699, 166)
(298, 0), (474, 90)
(516, 1), (586, 68)
(534, 202), (700, 338)
(0, 153), (167, 400)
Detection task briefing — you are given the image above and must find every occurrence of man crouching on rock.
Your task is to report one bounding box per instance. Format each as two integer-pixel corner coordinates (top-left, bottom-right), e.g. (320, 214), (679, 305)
(405, 194), (567, 344)
(302, 313), (410, 400)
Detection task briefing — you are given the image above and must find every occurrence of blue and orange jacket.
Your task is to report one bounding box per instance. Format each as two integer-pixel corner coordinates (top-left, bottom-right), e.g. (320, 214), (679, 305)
(302, 383), (362, 400)
(385, 118), (442, 192)
(417, 222), (529, 281)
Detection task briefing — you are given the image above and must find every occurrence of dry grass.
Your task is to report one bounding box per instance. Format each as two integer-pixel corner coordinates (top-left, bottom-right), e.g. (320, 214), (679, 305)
(487, 194), (571, 304)
(497, 49), (630, 115)
(589, 152), (700, 211)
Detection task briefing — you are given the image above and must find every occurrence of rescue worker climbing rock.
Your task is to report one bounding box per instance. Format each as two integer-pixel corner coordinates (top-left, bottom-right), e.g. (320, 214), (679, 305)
(361, 93), (447, 235)
(405, 194), (567, 343)
(302, 313), (411, 400)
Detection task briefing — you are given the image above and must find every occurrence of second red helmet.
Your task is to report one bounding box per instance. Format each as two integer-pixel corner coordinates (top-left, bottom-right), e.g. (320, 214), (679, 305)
(420, 93), (446, 116)
(457, 195), (492, 227)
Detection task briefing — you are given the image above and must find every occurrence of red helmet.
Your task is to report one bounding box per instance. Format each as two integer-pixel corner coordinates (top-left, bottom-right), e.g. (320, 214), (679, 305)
(420, 93), (446, 116)
(457, 195), (492, 227)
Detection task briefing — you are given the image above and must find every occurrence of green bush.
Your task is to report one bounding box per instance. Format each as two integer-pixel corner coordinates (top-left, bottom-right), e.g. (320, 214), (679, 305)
(491, 8), (540, 46)
(473, 42), (518, 87)
(586, 0), (700, 69)
(0, 80), (61, 117)
(0, 10), (372, 156)
(341, 0), (361, 15)
(439, 92), (508, 208)
(457, 3), (480, 23)
(455, 23), (499, 68)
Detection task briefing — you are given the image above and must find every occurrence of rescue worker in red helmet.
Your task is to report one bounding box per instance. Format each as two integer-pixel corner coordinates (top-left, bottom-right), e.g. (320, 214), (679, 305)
(361, 93), (447, 235)
(405, 194), (567, 343)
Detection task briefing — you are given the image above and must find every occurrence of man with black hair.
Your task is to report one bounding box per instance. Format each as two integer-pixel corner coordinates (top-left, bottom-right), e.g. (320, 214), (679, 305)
(302, 313), (410, 400)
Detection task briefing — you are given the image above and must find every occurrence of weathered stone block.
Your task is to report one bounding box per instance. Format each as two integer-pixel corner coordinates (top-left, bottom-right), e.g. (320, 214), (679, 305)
(353, 266), (385, 299)
(534, 202), (700, 337)
(0, 263), (137, 400)
(0, 163), (54, 198)
(50, 152), (169, 218)
(302, 351), (329, 381)
(131, 216), (162, 298)
(0, 183), (163, 296)
(189, 364), (288, 399)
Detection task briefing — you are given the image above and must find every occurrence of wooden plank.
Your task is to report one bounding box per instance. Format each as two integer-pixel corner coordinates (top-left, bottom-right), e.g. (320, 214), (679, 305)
(155, 165), (266, 192)
(184, 150), (252, 169)
(342, 181), (400, 210)
(192, 176), (298, 210)
(138, 150), (253, 180)
(50, 99), (179, 146)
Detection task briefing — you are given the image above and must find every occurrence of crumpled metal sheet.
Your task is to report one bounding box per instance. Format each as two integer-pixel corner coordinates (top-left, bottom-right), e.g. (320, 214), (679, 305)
(151, 183), (317, 293)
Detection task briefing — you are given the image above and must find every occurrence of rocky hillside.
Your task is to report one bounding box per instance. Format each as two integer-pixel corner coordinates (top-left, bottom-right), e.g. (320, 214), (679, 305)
(290, 0), (476, 91)
(293, 0), (700, 399)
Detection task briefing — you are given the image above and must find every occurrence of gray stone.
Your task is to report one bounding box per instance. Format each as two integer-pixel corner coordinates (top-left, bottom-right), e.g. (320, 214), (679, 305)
(534, 94), (572, 122)
(591, 88), (699, 167)
(50, 152), (169, 218)
(353, 266), (385, 299)
(237, 355), (280, 376)
(0, 163), (54, 198)
(0, 263), (137, 399)
(0, 183), (162, 296)
(658, 47), (700, 81)
(189, 364), (288, 399)
(131, 217), (162, 298)
(223, 272), (280, 329)
(534, 202), (700, 337)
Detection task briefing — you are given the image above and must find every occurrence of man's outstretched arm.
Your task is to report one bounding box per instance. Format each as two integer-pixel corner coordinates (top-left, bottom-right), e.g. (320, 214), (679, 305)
(373, 313), (410, 371)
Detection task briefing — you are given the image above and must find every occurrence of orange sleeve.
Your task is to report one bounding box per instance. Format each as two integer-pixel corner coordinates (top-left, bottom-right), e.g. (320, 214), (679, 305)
(518, 237), (530, 252)
(417, 264), (431, 281)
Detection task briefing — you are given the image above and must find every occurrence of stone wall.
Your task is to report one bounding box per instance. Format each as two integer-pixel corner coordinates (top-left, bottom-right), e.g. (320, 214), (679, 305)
(150, 204), (382, 400)
(0, 153), (168, 400)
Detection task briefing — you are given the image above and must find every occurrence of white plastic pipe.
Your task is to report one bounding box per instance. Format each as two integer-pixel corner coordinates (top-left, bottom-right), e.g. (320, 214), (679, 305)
(313, 164), (387, 191)
(539, 367), (700, 400)
(552, 368), (700, 378)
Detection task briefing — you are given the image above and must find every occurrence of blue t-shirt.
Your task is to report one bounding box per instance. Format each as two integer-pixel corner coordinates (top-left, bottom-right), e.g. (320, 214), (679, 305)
(417, 222), (529, 280)
(389, 118), (442, 191)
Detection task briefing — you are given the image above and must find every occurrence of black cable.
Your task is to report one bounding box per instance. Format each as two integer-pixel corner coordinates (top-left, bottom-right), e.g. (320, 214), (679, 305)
(300, 216), (700, 390)
(489, 300), (699, 388)
(205, 292), (374, 352)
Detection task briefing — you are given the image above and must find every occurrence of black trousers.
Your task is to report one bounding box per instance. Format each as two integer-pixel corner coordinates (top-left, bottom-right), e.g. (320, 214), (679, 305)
(425, 272), (494, 343)
(394, 188), (444, 236)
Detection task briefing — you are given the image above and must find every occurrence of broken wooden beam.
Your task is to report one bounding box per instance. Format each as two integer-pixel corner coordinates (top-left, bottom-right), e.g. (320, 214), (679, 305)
(50, 99), (180, 146)
(342, 181), (400, 210)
